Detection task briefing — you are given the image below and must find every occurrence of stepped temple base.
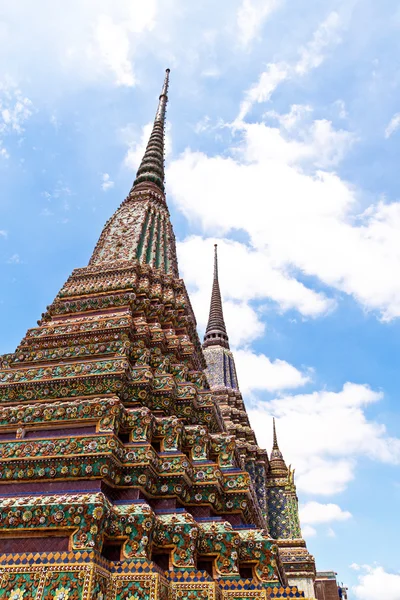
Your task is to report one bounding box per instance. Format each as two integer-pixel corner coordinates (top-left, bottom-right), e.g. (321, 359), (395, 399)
(0, 554), (312, 599)
(0, 490), (312, 599)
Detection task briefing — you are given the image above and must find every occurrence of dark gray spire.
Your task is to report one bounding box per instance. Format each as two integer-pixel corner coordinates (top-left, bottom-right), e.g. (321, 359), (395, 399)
(131, 68), (170, 193)
(203, 245), (230, 349)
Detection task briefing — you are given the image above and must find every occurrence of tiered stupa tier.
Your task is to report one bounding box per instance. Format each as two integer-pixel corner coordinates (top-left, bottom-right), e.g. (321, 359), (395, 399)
(0, 69), (315, 600)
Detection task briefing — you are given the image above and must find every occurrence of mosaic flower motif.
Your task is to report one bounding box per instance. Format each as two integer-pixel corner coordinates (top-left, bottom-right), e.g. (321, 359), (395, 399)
(53, 510), (64, 522)
(9, 589), (25, 600)
(53, 586), (71, 600)
(93, 506), (103, 520)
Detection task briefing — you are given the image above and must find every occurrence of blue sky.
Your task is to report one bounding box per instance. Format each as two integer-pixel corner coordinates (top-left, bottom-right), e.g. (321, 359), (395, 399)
(1, 1), (400, 596)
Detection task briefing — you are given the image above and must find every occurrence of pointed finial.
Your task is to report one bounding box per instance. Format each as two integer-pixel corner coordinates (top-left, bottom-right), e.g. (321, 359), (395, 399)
(203, 244), (230, 350)
(272, 417), (279, 449)
(214, 244), (218, 281)
(131, 68), (170, 194)
(155, 68), (170, 122)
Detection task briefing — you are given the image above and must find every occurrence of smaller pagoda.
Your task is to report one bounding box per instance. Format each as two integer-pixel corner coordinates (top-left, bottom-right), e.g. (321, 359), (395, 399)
(202, 245), (317, 598)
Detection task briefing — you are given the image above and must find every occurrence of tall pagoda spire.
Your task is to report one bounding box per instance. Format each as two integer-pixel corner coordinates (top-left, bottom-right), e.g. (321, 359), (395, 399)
(131, 68), (170, 193)
(89, 68), (179, 277)
(203, 244), (229, 349)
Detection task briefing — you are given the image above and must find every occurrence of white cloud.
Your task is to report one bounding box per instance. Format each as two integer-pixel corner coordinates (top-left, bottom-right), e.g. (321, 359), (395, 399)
(301, 524), (316, 538)
(0, 230), (7, 239)
(168, 100), (400, 321)
(88, 3), (157, 88)
(101, 173), (114, 191)
(295, 457), (355, 496)
(263, 104), (354, 166)
(234, 348), (309, 394)
(84, 3), (157, 87)
(238, 11), (342, 119)
(308, 119), (354, 167)
(300, 501), (352, 525)
(90, 14), (136, 87)
(247, 383), (400, 495)
(353, 565), (400, 600)
(237, 0), (282, 47)
(244, 115), (354, 168)
(385, 112), (400, 138)
(0, 1), (157, 92)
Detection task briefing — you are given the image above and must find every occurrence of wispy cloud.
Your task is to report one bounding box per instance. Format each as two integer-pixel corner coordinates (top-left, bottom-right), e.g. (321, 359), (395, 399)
(238, 11), (342, 120)
(40, 208), (54, 217)
(236, 0), (282, 47)
(238, 62), (289, 121)
(0, 80), (33, 158)
(101, 173), (114, 191)
(385, 112), (400, 138)
(42, 181), (73, 211)
(7, 253), (21, 264)
(294, 11), (341, 75)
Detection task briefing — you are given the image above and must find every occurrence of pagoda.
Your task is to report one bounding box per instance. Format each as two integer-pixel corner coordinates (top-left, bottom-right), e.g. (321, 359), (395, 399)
(202, 245), (316, 598)
(0, 69), (315, 600)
